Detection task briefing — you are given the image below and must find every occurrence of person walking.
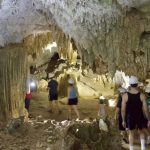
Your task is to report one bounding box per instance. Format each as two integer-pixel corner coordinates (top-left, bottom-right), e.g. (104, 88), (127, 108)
(122, 76), (150, 150)
(115, 87), (128, 143)
(67, 78), (80, 120)
(47, 74), (61, 114)
(144, 86), (150, 144)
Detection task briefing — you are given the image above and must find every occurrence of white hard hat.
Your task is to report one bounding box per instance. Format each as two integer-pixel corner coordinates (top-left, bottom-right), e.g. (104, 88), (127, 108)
(145, 87), (150, 93)
(68, 79), (74, 84)
(129, 76), (138, 84)
(49, 73), (54, 78)
(118, 87), (127, 93)
(138, 82), (144, 87)
(99, 96), (105, 100)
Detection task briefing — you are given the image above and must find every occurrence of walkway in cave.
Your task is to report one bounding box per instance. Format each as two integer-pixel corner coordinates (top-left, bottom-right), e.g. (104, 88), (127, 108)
(30, 92), (150, 150)
(30, 92), (100, 121)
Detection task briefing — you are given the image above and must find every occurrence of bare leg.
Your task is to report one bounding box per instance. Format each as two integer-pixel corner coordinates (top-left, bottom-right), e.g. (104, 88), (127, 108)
(98, 104), (106, 119)
(49, 101), (53, 112)
(55, 100), (61, 114)
(68, 106), (72, 120)
(139, 129), (145, 150)
(143, 128), (150, 144)
(72, 105), (80, 119)
(128, 130), (134, 150)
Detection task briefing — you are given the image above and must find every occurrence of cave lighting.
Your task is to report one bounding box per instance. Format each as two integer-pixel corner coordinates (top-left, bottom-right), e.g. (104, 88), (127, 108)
(30, 81), (36, 87)
(30, 80), (37, 92)
(44, 42), (57, 52)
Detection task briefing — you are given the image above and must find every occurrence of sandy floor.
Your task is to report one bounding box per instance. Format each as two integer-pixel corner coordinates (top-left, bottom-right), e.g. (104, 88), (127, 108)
(30, 92), (105, 121)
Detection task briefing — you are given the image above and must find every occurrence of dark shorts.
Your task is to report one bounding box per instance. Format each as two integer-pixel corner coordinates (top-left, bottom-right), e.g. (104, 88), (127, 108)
(143, 117), (148, 129)
(118, 115), (125, 131)
(68, 98), (78, 105)
(126, 115), (146, 130)
(25, 98), (30, 110)
(48, 93), (58, 101)
(99, 100), (104, 104)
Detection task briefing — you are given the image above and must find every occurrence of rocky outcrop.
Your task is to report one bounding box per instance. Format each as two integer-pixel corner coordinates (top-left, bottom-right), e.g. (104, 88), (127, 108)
(0, 117), (121, 150)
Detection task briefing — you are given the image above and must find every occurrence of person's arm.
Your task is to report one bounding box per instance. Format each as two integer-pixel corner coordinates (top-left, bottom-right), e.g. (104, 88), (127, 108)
(67, 87), (70, 99)
(47, 82), (50, 91)
(115, 107), (120, 120)
(75, 86), (79, 97)
(114, 97), (120, 120)
(141, 94), (150, 121)
(121, 93), (127, 128)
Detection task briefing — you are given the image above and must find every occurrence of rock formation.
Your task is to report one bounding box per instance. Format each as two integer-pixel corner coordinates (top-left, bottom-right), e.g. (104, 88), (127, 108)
(0, 0), (150, 120)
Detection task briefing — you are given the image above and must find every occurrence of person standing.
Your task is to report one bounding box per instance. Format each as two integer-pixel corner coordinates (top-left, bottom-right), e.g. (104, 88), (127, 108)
(115, 87), (128, 143)
(145, 87), (150, 112)
(122, 76), (150, 150)
(47, 74), (61, 114)
(67, 78), (80, 120)
(25, 91), (32, 113)
(98, 95), (106, 119)
(144, 86), (150, 144)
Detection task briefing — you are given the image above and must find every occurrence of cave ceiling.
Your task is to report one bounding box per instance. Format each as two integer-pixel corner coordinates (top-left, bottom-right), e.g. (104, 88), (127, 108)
(0, 0), (150, 78)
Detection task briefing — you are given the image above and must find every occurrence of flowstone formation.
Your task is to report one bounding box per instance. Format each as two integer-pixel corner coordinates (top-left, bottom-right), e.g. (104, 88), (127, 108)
(0, 45), (28, 120)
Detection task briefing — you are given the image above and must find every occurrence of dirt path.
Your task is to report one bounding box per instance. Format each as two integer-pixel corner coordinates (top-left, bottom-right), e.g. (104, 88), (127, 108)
(30, 92), (101, 121)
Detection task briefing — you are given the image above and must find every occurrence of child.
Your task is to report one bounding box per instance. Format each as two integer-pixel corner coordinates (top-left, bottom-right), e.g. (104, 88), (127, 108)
(98, 95), (106, 119)
(25, 91), (32, 112)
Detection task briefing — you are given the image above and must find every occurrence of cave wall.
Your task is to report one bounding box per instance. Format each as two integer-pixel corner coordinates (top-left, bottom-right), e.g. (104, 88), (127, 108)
(34, 0), (150, 79)
(92, 9), (150, 79)
(0, 45), (28, 120)
(1, 0), (150, 79)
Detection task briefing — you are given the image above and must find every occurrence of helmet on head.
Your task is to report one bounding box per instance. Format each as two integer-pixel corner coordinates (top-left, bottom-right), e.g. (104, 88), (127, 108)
(68, 79), (74, 84)
(118, 87), (127, 93)
(99, 96), (105, 100)
(49, 73), (54, 78)
(138, 82), (144, 87)
(129, 76), (138, 85)
(145, 87), (150, 93)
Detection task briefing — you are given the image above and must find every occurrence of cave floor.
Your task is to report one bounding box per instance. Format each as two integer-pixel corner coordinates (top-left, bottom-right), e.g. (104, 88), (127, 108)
(30, 92), (103, 121)
(30, 92), (150, 150)
(0, 92), (150, 149)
